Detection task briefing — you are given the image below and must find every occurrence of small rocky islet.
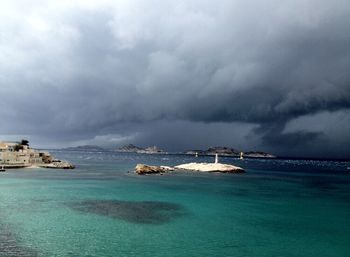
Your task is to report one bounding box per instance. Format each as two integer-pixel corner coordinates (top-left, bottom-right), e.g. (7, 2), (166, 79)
(134, 161), (245, 175)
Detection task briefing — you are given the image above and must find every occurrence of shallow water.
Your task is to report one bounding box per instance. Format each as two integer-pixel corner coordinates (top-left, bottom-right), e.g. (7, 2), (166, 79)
(0, 151), (349, 257)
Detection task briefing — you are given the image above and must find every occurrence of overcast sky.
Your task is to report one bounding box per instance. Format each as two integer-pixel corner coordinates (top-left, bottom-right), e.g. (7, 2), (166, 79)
(1, 0), (350, 158)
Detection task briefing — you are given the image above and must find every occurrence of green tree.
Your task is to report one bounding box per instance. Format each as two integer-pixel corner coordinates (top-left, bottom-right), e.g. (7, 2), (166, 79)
(20, 139), (29, 146)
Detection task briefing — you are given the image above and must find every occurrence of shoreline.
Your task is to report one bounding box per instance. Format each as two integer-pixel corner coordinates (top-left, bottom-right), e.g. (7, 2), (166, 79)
(1, 162), (75, 170)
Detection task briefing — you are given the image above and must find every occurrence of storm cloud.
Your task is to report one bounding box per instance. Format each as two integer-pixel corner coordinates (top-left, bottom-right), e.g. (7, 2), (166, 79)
(0, 0), (349, 158)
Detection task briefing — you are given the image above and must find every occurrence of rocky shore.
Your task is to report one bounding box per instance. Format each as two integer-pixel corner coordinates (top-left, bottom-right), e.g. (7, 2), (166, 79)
(38, 160), (75, 169)
(2, 160), (75, 170)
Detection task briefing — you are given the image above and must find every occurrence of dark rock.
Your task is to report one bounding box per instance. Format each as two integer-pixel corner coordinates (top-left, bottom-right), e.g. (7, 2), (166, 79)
(135, 164), (171, 175)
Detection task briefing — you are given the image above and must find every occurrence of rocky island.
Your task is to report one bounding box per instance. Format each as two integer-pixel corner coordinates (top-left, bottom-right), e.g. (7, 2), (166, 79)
(135, 164), (174, 175)
(135, 162), (244, 175)
(62, 145), (106, 152)
(135, 154), (244, 175)
(0, 140), (75, 169)
(186, 146), (276, 158)
(243, 151), (276, 158)
(175, 162), (244, 173)
(116, 144), (166, 154)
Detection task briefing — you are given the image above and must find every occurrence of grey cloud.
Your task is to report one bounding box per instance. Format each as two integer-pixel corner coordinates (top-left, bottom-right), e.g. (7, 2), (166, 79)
(0, 0), (350, 158)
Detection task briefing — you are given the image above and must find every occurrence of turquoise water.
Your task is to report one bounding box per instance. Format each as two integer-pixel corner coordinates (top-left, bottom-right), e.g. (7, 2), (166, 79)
(0, 151), (349, 257)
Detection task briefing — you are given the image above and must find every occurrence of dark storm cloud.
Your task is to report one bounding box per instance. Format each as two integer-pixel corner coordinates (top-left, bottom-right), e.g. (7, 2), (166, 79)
(255, 123), (325, 149)
(0, 0), (349, 157)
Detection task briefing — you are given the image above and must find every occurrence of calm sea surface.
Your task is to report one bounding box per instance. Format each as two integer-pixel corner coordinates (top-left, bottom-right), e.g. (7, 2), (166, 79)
(0, 151), (349, 257)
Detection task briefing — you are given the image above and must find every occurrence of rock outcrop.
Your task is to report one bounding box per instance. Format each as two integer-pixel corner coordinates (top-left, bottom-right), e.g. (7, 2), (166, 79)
(40, 160), (75, 169)
(175, 162), (245, 173)
(135, 162), (244, 175)
(135, 164), (173, 175)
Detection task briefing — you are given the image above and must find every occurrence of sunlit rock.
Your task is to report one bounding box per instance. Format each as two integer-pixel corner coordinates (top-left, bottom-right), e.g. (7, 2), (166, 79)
(135, 164), (173, 175)
(175, 162), (245, 173)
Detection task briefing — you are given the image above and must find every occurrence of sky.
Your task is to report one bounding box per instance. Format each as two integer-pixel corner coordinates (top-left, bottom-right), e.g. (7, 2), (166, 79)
(0, 0), (350, 158)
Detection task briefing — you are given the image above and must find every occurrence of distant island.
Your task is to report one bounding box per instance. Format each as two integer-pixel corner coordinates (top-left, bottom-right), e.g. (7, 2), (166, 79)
(115, 144), (166, 154)
(62, 145), (106, 152)
(60, 144), (166, 154)
(243, 151), (276, 158)
(59, 144), (274, 158)
(185, 146), (276, 158)
(0, 140), (75, 169)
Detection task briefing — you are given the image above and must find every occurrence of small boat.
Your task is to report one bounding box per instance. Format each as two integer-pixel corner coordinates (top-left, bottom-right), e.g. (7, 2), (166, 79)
(0, 166), (5, 172)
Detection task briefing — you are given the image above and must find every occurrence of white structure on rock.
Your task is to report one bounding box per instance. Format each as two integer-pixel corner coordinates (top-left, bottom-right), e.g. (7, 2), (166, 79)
(215, 154), (219, 164)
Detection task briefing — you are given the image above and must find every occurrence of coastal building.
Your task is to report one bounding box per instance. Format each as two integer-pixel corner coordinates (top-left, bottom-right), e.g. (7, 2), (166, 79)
(0, 140), (74, 169)
(0, 142), (17, 152)
(0, 141), (51, 166)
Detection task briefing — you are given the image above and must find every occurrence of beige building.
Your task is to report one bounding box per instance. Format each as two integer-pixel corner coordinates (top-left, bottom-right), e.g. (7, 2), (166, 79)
(0, 141), (50, 166)
(0, 142), (17, 152)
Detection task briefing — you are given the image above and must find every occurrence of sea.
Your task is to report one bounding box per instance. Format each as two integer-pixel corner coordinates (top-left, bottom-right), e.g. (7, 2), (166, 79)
(0, 151), (349, 257)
